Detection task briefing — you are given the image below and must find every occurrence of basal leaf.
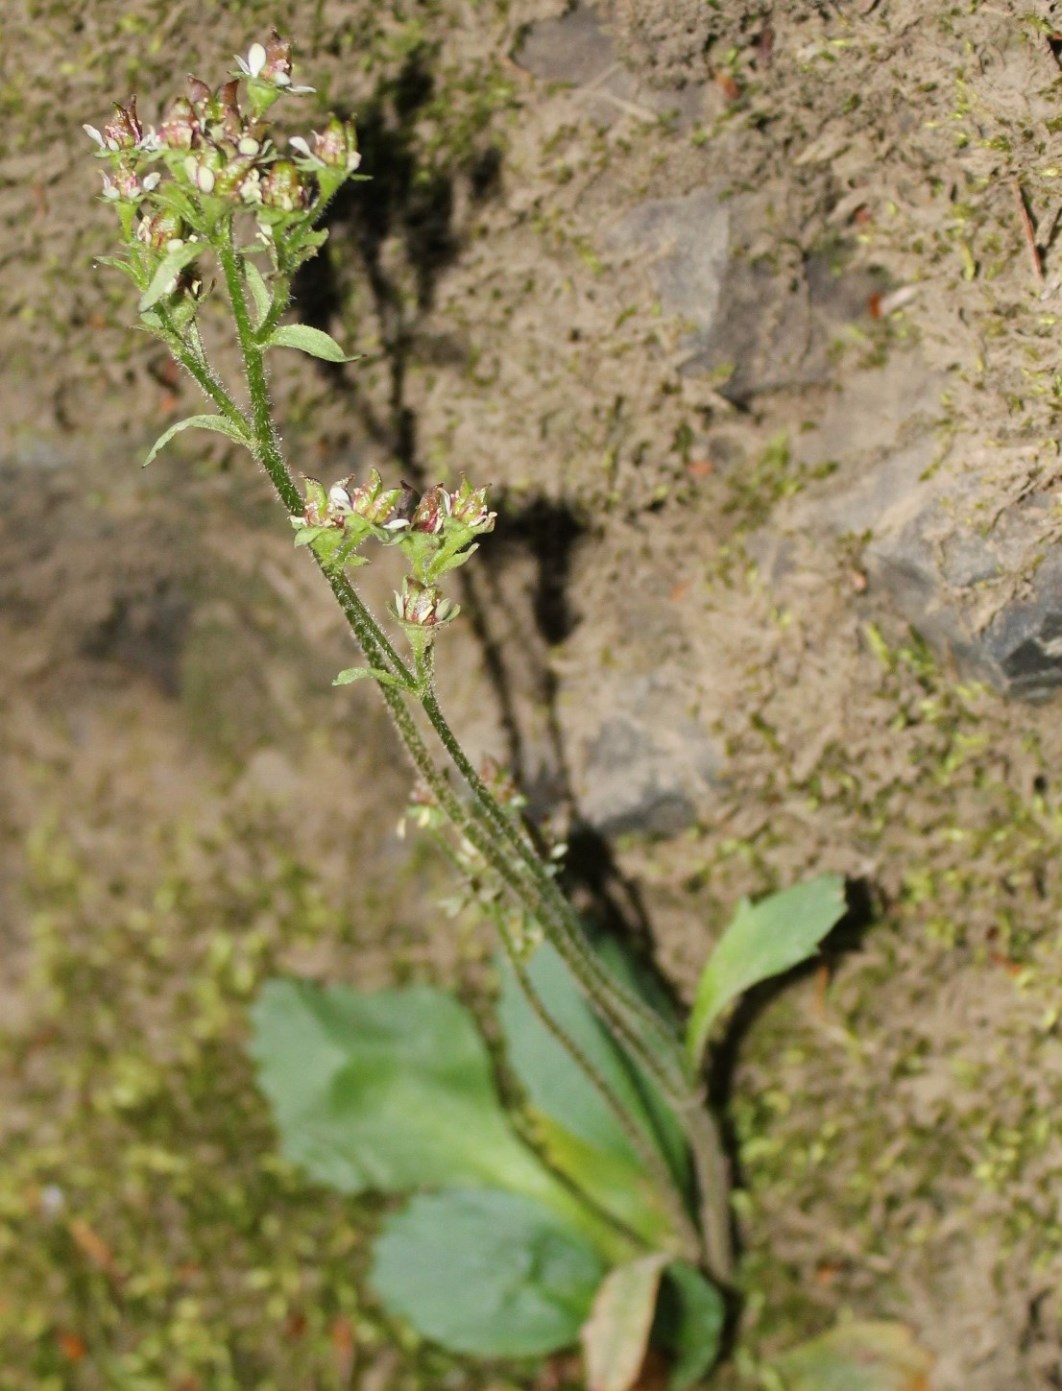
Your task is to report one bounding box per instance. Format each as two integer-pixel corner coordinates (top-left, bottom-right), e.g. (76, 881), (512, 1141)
(251, 978), (560, 1198)
(267, 322), (355, 362)
(143, 413), (249, 468)
(497, 942), (691, 1201)
(581, 1254), (667, 1391)
(686, 875), (846, 1065)
(249, 978), (631, 1261)
(652, 1261), (725, 1391)
(371, 1188), (606, 1358)
(530, 1113), (675, 1247)
(772, 1319), (935, 1391)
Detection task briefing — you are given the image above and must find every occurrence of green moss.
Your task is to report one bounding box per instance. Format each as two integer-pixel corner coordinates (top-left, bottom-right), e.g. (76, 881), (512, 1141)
(0, 817), (501, 1391)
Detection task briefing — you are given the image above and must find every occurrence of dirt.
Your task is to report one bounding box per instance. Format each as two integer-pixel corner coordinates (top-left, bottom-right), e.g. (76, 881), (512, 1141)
(7, 2), (1062, 1388)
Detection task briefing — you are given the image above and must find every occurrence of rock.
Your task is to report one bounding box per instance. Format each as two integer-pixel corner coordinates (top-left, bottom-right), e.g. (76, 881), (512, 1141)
(607, 187), (886, 401)
(513, 4), (708, 128)
(607, 185), (731, 345)
(566, 672), (724, 836)
(513, 4), (617, 86)
(759, 349), (1062, 700)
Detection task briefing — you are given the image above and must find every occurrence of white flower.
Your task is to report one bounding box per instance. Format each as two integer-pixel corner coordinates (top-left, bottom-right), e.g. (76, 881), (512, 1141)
(235, 42), (267, 79)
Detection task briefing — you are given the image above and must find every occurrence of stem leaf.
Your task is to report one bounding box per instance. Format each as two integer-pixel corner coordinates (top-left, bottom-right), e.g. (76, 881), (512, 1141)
(686, 874), (847, 1065)
(245, 260), (273, 329)
(267, 322), (356, 362)
(142, 413), (250, 468)
(333, 665), (412, 691)
(94, 255), (145, 287)
(138, 241), (202, 311)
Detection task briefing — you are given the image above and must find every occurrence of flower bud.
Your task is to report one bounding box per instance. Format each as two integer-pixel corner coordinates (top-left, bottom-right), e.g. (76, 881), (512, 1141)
(300, 478), (334, 528)
(105, 97), (143, 150)
(448, 478), (495, 532)
(411, 484), (451, 535)
(261, 31), (293, 86)
(290, 117), (361, 172)
(136, 208), (186, 251)
(100, 161), (160, 203)
(156, 96), (200, 150)
(259, 159), (307, 211)
(392, 578), (459, 629)
(184, 154), (218, 194)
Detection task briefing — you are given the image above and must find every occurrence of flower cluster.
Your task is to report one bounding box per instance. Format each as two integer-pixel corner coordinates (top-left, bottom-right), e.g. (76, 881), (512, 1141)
(85, 33), (360, 300)
(295, 471), (496, 640)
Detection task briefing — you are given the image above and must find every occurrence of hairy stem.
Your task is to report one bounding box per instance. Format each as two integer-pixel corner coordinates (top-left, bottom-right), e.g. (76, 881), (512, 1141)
(210, 226), (733, 1284)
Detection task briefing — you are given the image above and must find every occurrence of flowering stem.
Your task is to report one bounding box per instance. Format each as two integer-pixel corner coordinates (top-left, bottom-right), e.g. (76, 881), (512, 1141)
(206, 222), (733, 1286)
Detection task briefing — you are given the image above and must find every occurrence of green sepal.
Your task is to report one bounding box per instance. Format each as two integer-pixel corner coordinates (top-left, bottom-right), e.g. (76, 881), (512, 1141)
(143, 413), (250, 468)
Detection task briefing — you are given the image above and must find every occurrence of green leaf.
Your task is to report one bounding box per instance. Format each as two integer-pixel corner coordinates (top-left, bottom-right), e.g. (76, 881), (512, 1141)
(581, 1254), (667, 1391)
(686, 875), (846, 1065)
(771, 1319), (935, 1391)
(143, 413), (250, 468)
(249, 978), (627, 1259)
(138, 241), (202, 311)
(530, 1114), (675, 1247)
(245, 260), (273, 328)
(371, 1188), (606, 1358)
(94, 255), (145, 287)
(333, 666), (412, 691)
(652, 1261), (725, 1391)
(497, 942), (691, 1202)
(267, 323), (355, 362)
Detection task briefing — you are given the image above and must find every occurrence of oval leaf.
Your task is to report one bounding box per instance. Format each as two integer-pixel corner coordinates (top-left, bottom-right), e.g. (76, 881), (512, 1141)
(249, 977), (621, 1248)
(686, 875), (846, 1065)
(372, 1188), (606, 1359)
(143, 413), (249, 468)
(581, 1254), (667, 1391)
(267, 323), (354, 362)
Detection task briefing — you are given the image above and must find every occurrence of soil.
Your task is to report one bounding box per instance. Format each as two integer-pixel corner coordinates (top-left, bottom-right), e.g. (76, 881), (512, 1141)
(6, 2), (1062, 1389)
